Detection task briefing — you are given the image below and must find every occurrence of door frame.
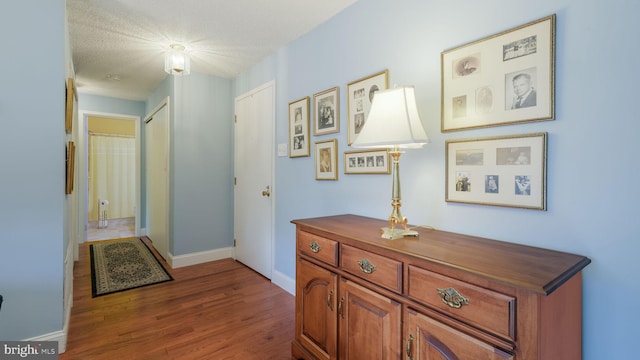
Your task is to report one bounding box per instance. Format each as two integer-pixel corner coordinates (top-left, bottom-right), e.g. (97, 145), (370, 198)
(233, 80), (276, 277)
(76, 109), (141, 260)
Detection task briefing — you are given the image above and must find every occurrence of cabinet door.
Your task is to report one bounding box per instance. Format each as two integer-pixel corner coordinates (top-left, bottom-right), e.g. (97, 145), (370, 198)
(338, 278), (402, 360)
(296, 258), (338, 360)
(404, 308), (513, 360)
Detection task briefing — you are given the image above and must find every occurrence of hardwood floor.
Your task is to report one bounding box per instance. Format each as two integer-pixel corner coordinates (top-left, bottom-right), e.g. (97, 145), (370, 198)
(61, 238), (295, 360)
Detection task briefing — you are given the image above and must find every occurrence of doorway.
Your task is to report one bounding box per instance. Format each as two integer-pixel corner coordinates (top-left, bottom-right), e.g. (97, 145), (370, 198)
(234, 81), (275, 279)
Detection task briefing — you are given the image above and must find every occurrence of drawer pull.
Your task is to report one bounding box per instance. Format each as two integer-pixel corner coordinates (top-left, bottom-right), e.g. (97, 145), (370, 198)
(406, 333), (415, 360)
(309, 241), (321, 253)
(338, 297), (345, 319)
(357, 258), (376, 274)
(327, 290), (334, 311)
(437, 287), (469, 309)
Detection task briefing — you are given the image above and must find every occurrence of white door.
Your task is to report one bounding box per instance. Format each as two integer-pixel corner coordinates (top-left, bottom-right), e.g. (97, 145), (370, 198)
(145, 101), (170, 260)
(234, 82), (274, 278)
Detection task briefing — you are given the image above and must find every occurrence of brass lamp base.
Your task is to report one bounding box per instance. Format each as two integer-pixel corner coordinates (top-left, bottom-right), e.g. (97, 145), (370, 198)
(380, 227), (419, 240)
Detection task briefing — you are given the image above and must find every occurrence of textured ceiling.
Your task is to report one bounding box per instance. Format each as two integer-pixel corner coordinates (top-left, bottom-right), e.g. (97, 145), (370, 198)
(67, 0), (358, 101)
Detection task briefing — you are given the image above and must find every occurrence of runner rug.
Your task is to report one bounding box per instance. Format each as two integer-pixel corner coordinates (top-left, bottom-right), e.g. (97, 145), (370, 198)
(90, 238), (173, 297)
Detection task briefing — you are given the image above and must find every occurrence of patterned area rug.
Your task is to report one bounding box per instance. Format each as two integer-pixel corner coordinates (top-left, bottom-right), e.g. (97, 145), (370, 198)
(90, 238), (173, 297)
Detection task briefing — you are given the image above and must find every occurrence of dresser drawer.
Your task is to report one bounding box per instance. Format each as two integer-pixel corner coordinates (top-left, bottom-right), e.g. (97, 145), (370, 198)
(297, 231), (339, 267)
(408, 265), (515, 340)
(341, 244), (402, 293)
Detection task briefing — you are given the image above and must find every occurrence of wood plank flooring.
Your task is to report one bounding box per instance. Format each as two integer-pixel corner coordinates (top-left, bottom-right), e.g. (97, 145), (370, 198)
(60, 238), (295, 360)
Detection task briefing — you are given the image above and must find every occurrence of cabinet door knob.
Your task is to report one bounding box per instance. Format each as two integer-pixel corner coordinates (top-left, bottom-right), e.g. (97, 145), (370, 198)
(309, 241), (321, 253)
(357, 258), (376, 274)
(406, 333), (415, 360)
(327, 290), (334, 311)
(437, 287), (470, 309)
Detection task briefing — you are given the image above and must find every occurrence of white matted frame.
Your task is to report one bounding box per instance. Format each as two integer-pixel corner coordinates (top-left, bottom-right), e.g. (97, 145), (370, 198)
(446, 132), (547, 210)
(315, 139), (338, 180)
(313, 87), (340, 135)
(344, 149), (390, 174)
(347, 70), (389, 145)
(441, 15), (555, 132)
(289, 96), (310, 157)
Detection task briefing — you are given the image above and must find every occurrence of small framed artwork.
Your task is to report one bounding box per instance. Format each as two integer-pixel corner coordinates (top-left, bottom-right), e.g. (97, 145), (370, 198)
(347, 70), (389, 145)
(441, 15), (555, 132)
(289, 96), (310, 157)
(344, 149), (390, 174)
(65, 77), (77, 133)
(315, 139), (338, 180)
(445, 132), (547, 210)
(313, 87), (340, 135)
(65, 141), (76, 194)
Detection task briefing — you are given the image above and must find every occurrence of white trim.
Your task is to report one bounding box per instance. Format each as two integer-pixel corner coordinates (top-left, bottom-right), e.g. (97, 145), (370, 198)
(168, 247), (234, 268)
(271, 269), (295, 296)
(61, 239), (74, 354)
(25, 330), (67, 354)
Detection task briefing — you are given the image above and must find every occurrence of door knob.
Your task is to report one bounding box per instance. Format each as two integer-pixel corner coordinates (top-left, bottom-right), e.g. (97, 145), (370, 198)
(262, 186), (271, 197)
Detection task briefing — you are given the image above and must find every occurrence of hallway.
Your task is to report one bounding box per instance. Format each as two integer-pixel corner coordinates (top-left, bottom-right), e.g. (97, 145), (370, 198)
(87, 217), (135, 241)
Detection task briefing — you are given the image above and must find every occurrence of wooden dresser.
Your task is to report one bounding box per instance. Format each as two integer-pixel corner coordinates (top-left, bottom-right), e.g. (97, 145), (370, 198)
(291, 214), (590, 360)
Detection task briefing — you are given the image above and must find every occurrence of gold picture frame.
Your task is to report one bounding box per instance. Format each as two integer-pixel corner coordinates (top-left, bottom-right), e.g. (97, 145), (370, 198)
(65, 77), (77, 133)
(344, 149), (390, 174)
(441, 15), (555, 132)
(445, 132), (547, 210)
(288, 96), (310, 157)
(313, 87), (340, 136)
(66, 141), (76, 194)
(315, 139), (338, 180)
(347, 70), (389, 145)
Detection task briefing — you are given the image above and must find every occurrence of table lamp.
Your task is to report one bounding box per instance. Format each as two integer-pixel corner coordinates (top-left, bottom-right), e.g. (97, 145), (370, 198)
(351, 85), (429, 239)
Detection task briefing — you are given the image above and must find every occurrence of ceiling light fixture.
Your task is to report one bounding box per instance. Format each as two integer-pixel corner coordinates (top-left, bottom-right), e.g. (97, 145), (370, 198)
(164, 44), (190, 76)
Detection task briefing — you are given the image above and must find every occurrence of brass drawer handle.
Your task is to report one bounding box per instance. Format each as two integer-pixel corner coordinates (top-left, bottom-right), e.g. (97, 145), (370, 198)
(309, 241), (321, 253)
(338, 297), (345, 319)
(327, 290), (334, 311)
(357, 258), (376, 274)
(437, 287), (469, 309)
(406, 333), (415, 360)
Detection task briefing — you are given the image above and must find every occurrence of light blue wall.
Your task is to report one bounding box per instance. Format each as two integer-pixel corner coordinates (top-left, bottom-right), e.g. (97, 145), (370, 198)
(0, 0), (65, 340)
(233, 0), (639, 358)
(79, 94), (146, 117)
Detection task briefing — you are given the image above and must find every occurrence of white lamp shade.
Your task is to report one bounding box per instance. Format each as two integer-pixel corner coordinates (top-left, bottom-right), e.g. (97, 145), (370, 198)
(164, 44), (191, 76)
(351, 86), (429, 149)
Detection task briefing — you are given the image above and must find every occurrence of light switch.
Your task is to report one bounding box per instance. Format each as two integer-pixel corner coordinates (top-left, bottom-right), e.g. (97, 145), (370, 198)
(278, 143), (288, 157)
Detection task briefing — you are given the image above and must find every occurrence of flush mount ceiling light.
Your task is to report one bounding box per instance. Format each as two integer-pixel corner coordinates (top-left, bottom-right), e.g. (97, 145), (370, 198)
(164, 44), (190, 76)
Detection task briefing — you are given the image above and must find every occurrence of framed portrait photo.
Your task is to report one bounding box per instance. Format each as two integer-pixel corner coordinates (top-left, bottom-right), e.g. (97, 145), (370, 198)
(315, 139), (338, 180)
(344, 149), (390, 174)
(313, 87), (340, 135)
(347, 70), (389, 145)
(65, 77), (77, 133)
(441, 15), (555, 132)
(288, 96), (310, 157)
(445, 132), (547, 210)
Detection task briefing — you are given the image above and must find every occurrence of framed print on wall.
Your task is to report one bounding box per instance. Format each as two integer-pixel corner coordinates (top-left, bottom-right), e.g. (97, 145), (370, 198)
(289, 96), (310, 157)
(65, 141), (76, 194)
(315, 139), (338, 180)
(347, 70), (389, 145)
(445, 132), (547, 210)
(441, 14), (555, 132)
(313, 87), (340, 135)
(65, 77), (77, 133)
(344, 149), (390, 174)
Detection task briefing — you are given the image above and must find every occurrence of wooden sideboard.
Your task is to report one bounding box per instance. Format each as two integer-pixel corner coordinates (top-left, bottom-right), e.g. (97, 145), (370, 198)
(291, 214), (590, 360)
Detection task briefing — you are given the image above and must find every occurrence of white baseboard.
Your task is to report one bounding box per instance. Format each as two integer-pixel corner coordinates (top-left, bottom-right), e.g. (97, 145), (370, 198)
(25, 330), (67, 354)
(168, 247), (234, 268)
(271, 269), (295, 296)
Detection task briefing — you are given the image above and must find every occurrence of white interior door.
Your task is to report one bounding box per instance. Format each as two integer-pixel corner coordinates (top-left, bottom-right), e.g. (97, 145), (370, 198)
(145, 101), (170, 260)
(234, 82), (274, 278)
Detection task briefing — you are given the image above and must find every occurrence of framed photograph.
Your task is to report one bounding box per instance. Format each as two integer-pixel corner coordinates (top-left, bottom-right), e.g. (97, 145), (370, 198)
(445, 132), (547, 210)
(289, 96), (310, 157)
(441, 15), (555, 132)
(315, 139), (338, 180)
(347, 70), (389, 145)
(65, 77), (77, 133)
(313, 87), (340, 135)
(66, 141), (76, 194)
(344, 149), (390, 174)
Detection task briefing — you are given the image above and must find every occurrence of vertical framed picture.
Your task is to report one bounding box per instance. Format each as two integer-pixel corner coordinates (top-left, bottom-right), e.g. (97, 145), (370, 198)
(315, 139), (338, 180)
(313, 87), (340, 135)
(347, 70), (389, 145)
(441, 15), (555, 131)
(65, 77), (76, 133)
(445, 132), (547, 210)
(289, 97), (310, 157)
(66, 141), (76, 194)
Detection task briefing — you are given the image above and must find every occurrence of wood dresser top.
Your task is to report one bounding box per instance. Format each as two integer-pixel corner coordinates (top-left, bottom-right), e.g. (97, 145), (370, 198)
(292, 214), (590, 295)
